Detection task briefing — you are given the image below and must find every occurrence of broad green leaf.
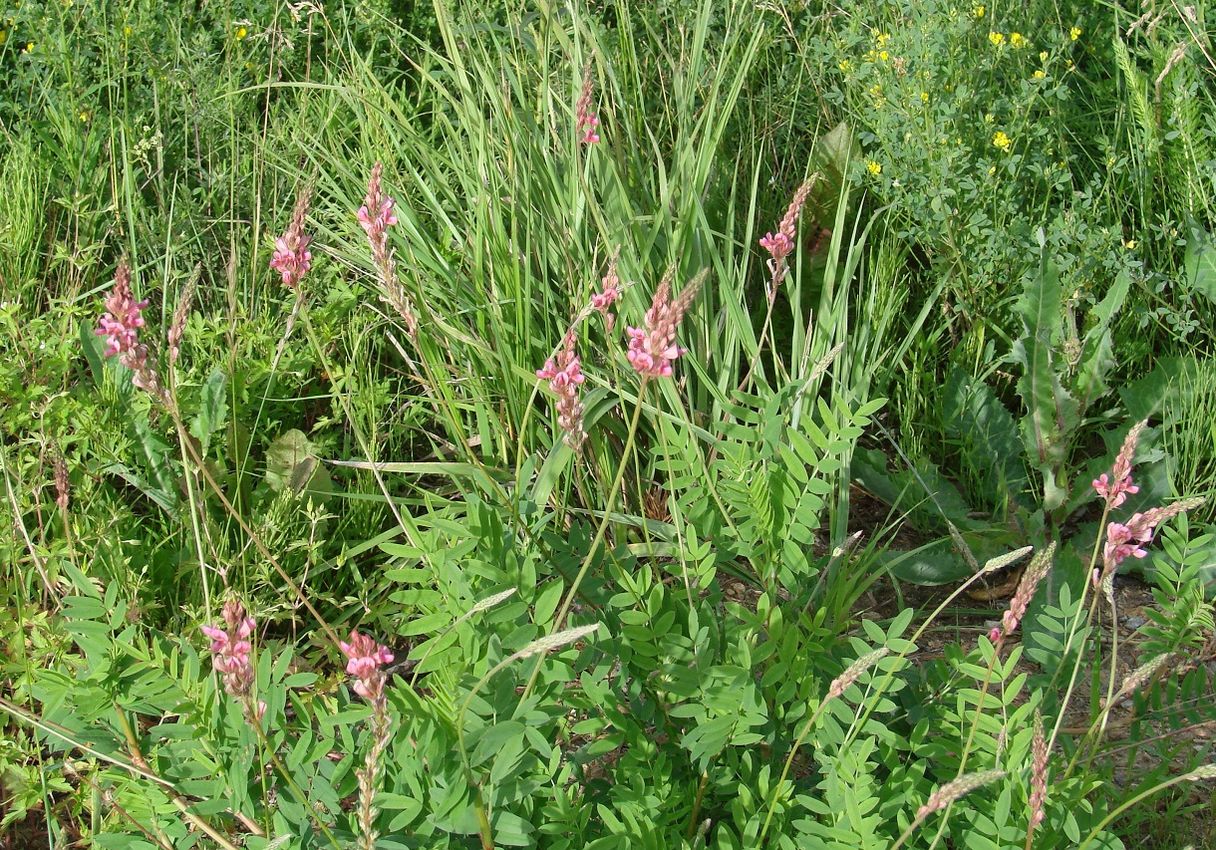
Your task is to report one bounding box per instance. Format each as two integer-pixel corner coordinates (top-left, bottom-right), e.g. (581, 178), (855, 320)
(190, 368), (228, 458)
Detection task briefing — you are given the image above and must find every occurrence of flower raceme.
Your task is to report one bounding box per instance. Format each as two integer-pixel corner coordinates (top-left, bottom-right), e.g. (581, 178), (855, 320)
(537, 331), (587, 450)
(200, 600), (256, 699)
(96, 259), (147, 359)
(359, 162), (417, 338)
(96, 258), (168, 403)
(759, 178), (813, 295)
(269, 186), (313, 289)
(590, 250), (622, 332)
(340, 630), (394, 702)
(1092, 420), (1144, 509)
(626, 269), (706, 380)
(575, 67), (601, 144)
(987, 543), (1054, 645)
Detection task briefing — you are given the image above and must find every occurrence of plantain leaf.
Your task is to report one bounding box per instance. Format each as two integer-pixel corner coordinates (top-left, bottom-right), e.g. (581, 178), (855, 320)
(265, 429), (331, 498)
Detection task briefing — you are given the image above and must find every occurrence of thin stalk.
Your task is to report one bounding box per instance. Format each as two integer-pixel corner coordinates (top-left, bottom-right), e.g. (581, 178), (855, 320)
(520, 380), (648, 704)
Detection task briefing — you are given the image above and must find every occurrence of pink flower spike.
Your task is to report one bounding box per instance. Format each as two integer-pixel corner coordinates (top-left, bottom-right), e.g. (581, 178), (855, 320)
(341, 630), (394, 703)
(360, 162), (417, 338)
(759, 179), (814, 297)
(201, 600), (256, 699)
(269, 187), (313, 289)
(590, 250), (622, 332)
(96, 259), (149, 360)
(1093, 421), (1146, 508)
(575, 67), (601, 145)
(537, 331), (587, 450)
(625, 269), (706, 380)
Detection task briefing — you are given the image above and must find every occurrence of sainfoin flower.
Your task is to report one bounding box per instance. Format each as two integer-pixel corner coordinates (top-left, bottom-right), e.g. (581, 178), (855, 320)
(1093, 421), (1145, 508)
(626, 269), (706, 379)
(96, 258), (167, 402)
(590, 250), (621, 332)
(1100, 498), (1205, 578)
(201, 600), (256, 698)
(358, 163), (417, 338)
(340, 629), (395, 850)
(340, 630), (394, 702)
(96, 260), (148, 359)
(987, 543), (1054, 645)
(537, 331), (587, 450)
(759, 178), (813, 296)
(269, 186), (313, 289)
(575, 67), (601, 144)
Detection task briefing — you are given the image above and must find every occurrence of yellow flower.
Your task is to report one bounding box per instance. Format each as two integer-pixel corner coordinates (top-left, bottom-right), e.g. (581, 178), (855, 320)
(838, 59), (852, 73)
(1124, 239), (1137, 250)
(236, 25), (248, 40)
(1070, 26), (1082, 41)
(989, 31), (1005, 47)
(78, 110), (91, 123)
(1039, 50), (1048, 62)
(920, 91), (930, 103)
(875, 32), (891, 49)
(973, 5), (985, 18)
(124, 25), (132, 37)
(1033, 69), (1046, 79)
(1010, 32), (1026, 49)
(878, 50), (889, 62)
(22, 40), (33, 53)
(866, 160), (882, 176)
(988, 165), (996, 176)
(992, 130), (1012, 152)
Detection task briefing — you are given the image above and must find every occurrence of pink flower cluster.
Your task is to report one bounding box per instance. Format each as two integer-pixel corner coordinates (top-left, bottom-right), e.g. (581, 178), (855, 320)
(1092, 420), (1203, 585)
(537, 331), (587, 450)
(357, 164), (399, 242)
(987, 545), (1053, 645)
(96, 259), (167, 402)
(758, 179), (813, 293)
(201, 600), (256, 698)
(590, 251), (621, 332)
(575, 69), (600, 144)
(96, 260), (148, 360)
(270, 187), (313, 289)
(359, 163), (417, 338)
(1092, 421), (1143, 509)
(340, 630), (394, 702)
(625, 270), (704, 379)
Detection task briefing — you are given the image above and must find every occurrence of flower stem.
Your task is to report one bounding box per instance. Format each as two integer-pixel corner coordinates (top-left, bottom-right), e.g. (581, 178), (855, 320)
(519, 379), (648, 703)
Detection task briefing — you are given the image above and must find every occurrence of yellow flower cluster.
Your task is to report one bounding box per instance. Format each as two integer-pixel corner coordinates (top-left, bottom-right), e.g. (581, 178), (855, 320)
(988, 31), (1005, 47)
(236, 25), (248, 40)
(992, 131), (1012, 152)
(972, 5), (985, 18)
(1010, 32), (1027, 49)
(1033, 69), (1046, 79)
(1070, 26), (1082, 41)
(866, 160), (882, 176)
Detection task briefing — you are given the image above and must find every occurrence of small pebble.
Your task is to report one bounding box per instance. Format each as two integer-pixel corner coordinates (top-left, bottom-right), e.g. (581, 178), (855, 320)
(1123, 615), (1147, 630)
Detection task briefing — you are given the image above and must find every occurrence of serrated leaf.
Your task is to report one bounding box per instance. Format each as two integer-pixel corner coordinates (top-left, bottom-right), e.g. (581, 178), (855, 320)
(190, 368), (229, 458)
